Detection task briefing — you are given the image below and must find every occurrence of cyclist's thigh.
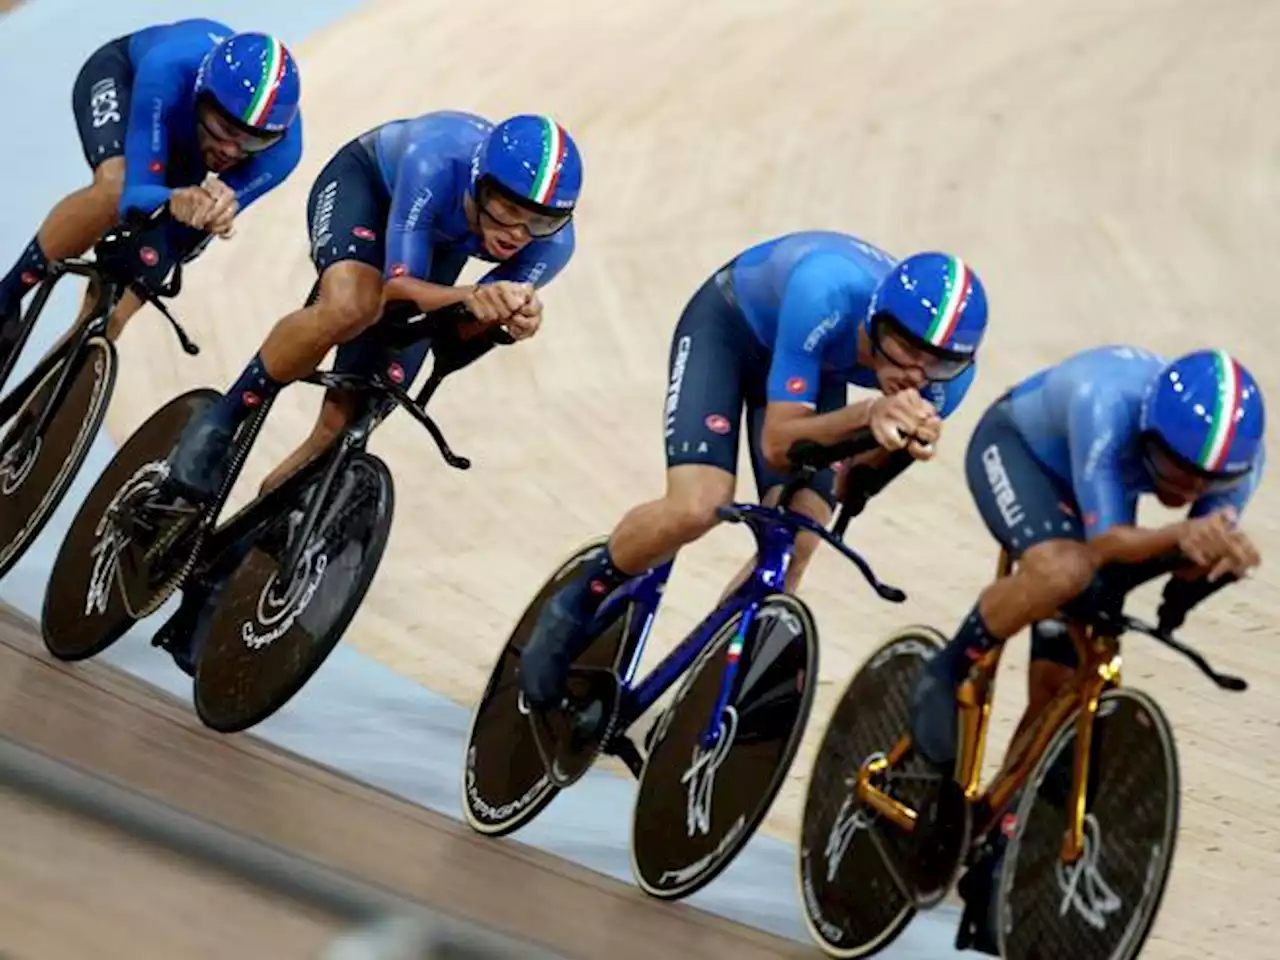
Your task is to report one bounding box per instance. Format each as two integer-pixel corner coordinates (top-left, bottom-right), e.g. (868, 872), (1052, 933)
(331, 303), (429, 402)
(307, 139), (389, 276)
(72, 37), (133, 170)
(745, 376), (843, 508)
(966, 399), (1084, 667)
(965, 398), (1084, 555)
(664, 275), (758, 478)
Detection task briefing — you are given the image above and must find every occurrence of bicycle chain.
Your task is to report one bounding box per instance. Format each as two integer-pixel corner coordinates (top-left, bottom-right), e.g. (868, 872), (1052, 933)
(123, 399), (272, 620)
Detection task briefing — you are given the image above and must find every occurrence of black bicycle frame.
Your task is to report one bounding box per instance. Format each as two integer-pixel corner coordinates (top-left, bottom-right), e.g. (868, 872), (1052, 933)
(190, 309), (500, 587)
(0, 208), (196, 436)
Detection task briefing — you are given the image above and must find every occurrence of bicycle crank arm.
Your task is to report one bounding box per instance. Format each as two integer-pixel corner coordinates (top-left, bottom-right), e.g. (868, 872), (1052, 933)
(603, 734), (644, 779)
(856, 739), (920, 833)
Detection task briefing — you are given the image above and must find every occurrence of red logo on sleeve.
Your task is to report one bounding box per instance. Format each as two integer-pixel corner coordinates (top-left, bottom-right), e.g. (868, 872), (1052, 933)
(352, 226), (377, 241)
(786, 377), (808, 396)
(704, 414), (731, 435)
(390, 263), (407, 278)
(149, 160), (164, 174)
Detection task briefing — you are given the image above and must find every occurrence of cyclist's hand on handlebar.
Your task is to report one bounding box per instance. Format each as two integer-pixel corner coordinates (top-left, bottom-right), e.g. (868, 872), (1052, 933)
(502, 287), (543, 342)
(169, 186), (218, 230)
(1177, 507), (1259, 581)
(1207, 527), (1260, 581)
(869, 392), (938, 459)
(1176, 508), (1234, 568)
(203, 177), (239, 238)
(908, 412), (943, 461)
(464, 280), (531, 324)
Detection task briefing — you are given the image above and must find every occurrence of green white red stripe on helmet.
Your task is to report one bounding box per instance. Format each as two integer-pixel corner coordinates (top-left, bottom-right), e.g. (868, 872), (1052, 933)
(243, 36), (286, 129)
(529, 117), (566, 206)
(1198, 350), (1243, 471)
(923, 256), (971, 348)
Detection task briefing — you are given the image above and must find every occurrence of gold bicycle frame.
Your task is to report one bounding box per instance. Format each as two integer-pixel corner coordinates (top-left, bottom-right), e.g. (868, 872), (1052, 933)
(855, 550), (1123, 864)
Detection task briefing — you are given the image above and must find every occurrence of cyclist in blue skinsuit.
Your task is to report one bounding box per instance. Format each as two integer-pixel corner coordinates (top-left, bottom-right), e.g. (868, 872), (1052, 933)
(0, 20), (302, 365)
(149, 111), (581, 676)
(518, 229), (992, 716)
(163, 110), (582, 505)
(907, 343), (1266, 954)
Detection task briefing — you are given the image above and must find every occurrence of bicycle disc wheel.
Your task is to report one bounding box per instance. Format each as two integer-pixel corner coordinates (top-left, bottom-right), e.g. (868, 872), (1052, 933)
(194, 452), (394, 733)
(461, 538), (635, 837)
(0, 337), (116, 578)
(997, 687), (1180, 960)
(41, 389), (219, 660)
(630, 593), (818, 901)
(796, 626), (946, 958)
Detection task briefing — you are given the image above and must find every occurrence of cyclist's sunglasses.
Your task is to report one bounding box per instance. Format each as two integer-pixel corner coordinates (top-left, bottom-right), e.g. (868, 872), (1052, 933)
(196, 96), (285, 155)
(477, 180), (573, 239)
(870, 313), (974, 382)
(1140, 432), (1250, 498)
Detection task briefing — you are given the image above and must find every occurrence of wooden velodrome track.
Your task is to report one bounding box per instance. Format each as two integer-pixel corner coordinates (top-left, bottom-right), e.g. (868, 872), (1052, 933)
(4, 0), (1280, 957)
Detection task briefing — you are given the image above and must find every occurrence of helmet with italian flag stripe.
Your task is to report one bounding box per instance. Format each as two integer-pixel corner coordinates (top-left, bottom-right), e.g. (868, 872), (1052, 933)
(867, 251), (989, 381)
(1140, 349), (1265, 483)
(195, 32), (301, 138)
(476, 114), (583, 219)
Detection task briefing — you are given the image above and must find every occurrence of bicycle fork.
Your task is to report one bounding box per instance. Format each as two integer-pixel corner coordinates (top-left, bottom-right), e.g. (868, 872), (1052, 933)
(700, 598), (762, 750)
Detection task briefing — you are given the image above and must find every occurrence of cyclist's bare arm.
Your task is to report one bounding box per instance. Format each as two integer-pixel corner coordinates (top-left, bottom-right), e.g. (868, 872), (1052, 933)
(1086, 523), (1188, 567)
(383, 275), (471, 314)
(761, 391), (937, 469)
(761, 399), (877, 469)
(1088, 509), (1252, 578)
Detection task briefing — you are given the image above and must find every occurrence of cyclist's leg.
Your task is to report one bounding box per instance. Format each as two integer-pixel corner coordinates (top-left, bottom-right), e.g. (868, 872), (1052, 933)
(256, 314), (439, 496)
(0, 38), (132, 339)
(228, 142), (389, 420)
(167, 141), (387, 499)
(911, 397), (1092, 769)
(714, 377), (844, 600)
(520, 272), (753, 708)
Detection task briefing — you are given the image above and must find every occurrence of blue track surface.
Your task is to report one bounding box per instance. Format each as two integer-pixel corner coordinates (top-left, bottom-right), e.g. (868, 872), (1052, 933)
(0, 3), (981, 954)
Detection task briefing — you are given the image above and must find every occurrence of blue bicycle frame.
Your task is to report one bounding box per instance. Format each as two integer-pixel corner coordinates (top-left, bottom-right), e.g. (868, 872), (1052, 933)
(589, 497), (902, 752)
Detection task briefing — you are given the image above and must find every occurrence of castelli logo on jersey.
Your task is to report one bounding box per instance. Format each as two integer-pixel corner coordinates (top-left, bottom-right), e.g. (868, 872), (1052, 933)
(149, 160), (164, 174)
(704, 414), (731, 435)
(786, 377), (807, 396)
(387, 362), (405, 384)
(242, 391), (262, 407)
(390, 263), (407, 278)
(19, 271), (38, 286)
(139, 247), (160, 267)
(352, 226), (376, 241)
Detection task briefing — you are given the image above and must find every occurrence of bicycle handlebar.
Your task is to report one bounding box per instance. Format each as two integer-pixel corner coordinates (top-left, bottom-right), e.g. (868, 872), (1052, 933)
(327, 302), (517, 472)
(379, 301), (516, 353)
(1062, 550), (1247, 692)
(1118, 613), (1248, 691)
(59, 203), (199, 355)
(786, 430), (883, 469)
